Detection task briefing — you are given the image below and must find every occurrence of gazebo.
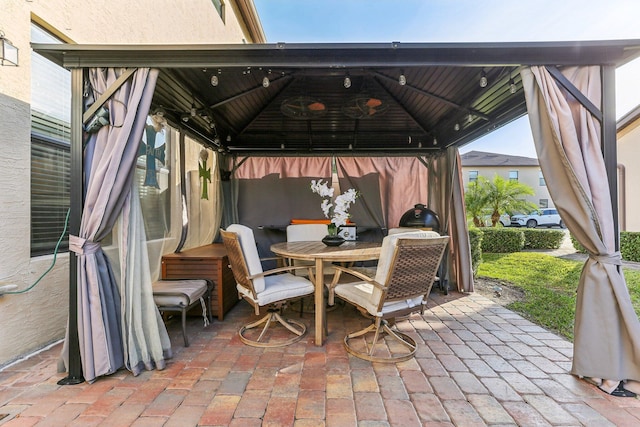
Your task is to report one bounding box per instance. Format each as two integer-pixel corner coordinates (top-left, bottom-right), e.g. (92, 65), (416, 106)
(34, 40), (640, 394)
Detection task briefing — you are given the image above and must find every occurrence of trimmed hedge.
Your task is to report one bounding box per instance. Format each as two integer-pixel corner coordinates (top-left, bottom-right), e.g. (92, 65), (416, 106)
(571, 231), (640, 262)
(570, 234), (587, 254)
(522, 229), (564, 249)
(621, 232), (640, 262)
(480, 228), (524, 253)
(468, 228), (483, 277)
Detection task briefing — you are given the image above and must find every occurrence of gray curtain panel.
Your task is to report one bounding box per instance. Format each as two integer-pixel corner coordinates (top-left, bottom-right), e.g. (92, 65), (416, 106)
(522, 66), (640, 385)
(70, 67), (162, 382)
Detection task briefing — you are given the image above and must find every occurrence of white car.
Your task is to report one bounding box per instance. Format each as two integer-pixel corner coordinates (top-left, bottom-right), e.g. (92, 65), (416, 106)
(510, 208), (565, 228)
(481, 213), (510, 227)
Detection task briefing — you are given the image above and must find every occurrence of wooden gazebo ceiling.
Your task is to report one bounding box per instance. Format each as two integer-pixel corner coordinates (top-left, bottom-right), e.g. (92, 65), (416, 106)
(33, 40), (640, 154)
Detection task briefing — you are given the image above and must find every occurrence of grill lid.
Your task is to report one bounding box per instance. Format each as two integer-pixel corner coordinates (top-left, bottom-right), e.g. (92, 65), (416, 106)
(398, 204), (440, 231)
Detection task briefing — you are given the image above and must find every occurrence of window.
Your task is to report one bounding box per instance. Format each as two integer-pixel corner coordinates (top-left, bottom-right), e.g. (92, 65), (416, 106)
(539, 199), (549, 208)
(212, 0), (225, 22)
(509, 170), (518, 182)
(539, 171), (546, 186)
(468, 170), (478, 183)
(30, 23), (71, 256)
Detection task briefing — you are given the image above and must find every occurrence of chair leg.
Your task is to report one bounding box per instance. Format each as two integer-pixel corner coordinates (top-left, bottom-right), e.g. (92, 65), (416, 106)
(239, 308), (308, 348)
(182, 308), (189, 347)
(343, 319), (417, 363)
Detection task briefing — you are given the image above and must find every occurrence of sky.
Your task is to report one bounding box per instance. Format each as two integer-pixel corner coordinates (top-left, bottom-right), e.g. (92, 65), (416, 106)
(253, 0), (640, 158)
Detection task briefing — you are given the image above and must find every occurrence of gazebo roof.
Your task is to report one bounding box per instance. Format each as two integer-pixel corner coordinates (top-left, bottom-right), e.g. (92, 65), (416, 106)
(33, 39), (640, 154)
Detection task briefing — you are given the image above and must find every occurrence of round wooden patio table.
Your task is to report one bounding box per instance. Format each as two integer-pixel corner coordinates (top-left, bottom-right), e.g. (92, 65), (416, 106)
(270, 241), (381, 346)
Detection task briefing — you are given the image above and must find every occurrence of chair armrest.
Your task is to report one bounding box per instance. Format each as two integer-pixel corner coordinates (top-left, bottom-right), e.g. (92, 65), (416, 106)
(249, 265), (315, 280)
(327, 265), (384, 292)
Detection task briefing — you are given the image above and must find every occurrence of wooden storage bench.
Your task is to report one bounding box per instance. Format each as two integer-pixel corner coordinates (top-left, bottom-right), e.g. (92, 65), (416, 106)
(161, 243), (237, 321)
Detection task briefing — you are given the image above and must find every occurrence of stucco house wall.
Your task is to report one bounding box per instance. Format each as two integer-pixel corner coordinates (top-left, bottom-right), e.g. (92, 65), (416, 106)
(617, 106), (640, 232)
(0, 0), (263, 368)
(460, 151), (553, 212)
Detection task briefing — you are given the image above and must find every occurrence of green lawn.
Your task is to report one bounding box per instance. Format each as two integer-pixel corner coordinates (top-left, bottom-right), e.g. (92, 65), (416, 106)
(477, 252), (640, 341)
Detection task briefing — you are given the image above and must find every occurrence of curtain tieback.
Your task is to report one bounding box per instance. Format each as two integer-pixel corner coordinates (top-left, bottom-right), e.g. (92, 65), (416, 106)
(69, 235), (101, 255)
(589, 252), (622, 266)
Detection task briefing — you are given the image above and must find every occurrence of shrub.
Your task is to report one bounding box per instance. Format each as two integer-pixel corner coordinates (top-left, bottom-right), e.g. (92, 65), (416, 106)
(522, 229), (564, 249)
(468, 228), (483, 277)
(621, 232), (640, 262)
(570, 234), (587, 254)
(480, 228), (524, 253)
(571, 232), (640, 262)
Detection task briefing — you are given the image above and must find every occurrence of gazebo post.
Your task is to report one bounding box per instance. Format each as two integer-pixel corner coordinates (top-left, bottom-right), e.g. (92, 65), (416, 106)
(58, 68), (85, 385)
(601, 64), (619, 245)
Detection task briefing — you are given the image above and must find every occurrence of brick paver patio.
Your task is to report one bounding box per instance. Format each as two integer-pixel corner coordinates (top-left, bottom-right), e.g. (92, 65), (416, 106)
(1, 291), (640, 426)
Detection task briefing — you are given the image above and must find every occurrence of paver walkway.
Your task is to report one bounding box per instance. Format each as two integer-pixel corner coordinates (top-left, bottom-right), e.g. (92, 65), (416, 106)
(1, 291), (640, 426)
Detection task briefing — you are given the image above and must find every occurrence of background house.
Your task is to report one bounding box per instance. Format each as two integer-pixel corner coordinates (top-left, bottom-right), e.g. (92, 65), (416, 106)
(460, 150), (553, 211)
(617, 105), (640, 232)
(0, 0), (264, 369)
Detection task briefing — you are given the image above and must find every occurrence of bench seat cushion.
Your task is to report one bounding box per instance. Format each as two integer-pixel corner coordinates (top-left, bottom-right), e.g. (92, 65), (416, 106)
(152, 279), (208, 308)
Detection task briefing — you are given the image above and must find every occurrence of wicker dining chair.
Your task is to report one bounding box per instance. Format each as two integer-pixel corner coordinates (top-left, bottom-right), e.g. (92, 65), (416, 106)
(221, 224), (315, 347)
(331, 231), (448, 362)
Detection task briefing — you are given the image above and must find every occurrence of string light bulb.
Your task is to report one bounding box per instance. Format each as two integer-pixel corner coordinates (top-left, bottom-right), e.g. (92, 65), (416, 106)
(343, 74), (351, 89)
(398, 71), (406, 86)
(454, 123), (460, 131)
(210, 75), (219, 86)
(479, 70), (488, 88)
(509, 78), (517, 94)
(262, 76), (270, 87)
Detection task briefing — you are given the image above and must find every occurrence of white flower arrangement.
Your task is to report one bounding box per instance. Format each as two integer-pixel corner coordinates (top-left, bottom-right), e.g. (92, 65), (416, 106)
(310, 179), (358, 231)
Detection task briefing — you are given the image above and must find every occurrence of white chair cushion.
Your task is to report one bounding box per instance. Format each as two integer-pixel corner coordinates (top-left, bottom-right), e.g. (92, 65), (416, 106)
(237, 273), (314, 306)
(152, 279), (208, 307)
(227, 224), (266, 293)
(334, 281), (423, 316)
(388, 227), (440, 237)
(286, 224), (328, 241)
(373, 230), (439, 303)
(286, 223), (334, 276)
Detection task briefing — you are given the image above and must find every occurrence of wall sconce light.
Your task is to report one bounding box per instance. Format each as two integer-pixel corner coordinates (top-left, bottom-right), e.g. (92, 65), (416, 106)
(479, 70), (488, 88)
(0, 31), (18, 66)
(343, 73), (351, 89)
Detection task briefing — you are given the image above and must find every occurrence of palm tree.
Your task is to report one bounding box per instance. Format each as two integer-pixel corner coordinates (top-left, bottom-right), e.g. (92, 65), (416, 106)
(485, 175), (536, 227)
(464, 177), (490, 227)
